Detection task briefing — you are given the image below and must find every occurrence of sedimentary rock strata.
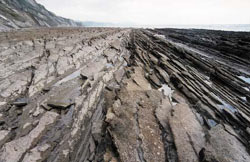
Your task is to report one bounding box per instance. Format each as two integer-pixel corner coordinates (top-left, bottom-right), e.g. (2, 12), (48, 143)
(0, 27), (249, 162)
(0, 0), (81, 31)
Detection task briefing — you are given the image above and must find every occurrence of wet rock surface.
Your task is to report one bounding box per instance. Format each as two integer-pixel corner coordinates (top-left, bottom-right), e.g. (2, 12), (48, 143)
(0, 27), (250, 162)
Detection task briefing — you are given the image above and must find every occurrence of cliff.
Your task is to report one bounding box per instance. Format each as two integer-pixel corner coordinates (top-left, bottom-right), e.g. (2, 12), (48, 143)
(0, 0), (81, 31)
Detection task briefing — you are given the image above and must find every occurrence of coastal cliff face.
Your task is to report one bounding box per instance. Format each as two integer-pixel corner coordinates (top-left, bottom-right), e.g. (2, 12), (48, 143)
(0, 27), (250, 162)
(0, 0), (81, 31)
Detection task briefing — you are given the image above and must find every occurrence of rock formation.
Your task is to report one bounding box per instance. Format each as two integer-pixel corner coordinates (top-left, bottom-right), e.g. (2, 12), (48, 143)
(0, 27), (249, 162)
(0, 0), (81, 31)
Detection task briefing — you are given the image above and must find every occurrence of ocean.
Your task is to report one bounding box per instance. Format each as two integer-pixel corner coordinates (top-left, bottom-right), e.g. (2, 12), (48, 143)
(142, 24), (250, 32)
(80, 22), (250, 32)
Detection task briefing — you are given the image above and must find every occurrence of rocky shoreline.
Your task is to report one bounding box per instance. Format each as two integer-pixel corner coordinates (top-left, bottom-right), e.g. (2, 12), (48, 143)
(0, 27), (249, 162)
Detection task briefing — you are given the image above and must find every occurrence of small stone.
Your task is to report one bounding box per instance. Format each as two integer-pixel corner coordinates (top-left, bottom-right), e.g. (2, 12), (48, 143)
(42, 87), (50, 92)
(47, 101), (73, 109)
(29, 109), (34, 115)
(106, 108), (115, 123)
(33, 111), (40, 117)
(32, 120), (39, 126)
(12, 98), (28, 107)
(20, 123), (33, 136)
(41, 103), (52, 111)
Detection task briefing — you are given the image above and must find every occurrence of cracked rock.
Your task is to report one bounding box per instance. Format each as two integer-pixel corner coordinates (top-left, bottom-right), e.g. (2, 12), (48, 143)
(0, 27), (250, 162)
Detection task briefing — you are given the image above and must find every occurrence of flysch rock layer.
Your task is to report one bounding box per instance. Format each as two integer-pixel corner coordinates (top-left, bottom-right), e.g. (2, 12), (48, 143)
(0, 0), (81, 31)
(0, 27), (250, 162)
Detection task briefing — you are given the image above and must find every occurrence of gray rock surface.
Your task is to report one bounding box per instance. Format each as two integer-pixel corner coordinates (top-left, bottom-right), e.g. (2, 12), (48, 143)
(0, 27), (249, 162)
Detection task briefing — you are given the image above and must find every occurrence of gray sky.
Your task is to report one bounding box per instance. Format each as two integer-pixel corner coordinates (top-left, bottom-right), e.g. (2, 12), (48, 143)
(36, 0), (250, 25)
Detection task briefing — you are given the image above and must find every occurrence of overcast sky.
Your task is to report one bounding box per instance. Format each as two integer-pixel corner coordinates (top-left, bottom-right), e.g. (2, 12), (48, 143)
(36, 0), (250, 25)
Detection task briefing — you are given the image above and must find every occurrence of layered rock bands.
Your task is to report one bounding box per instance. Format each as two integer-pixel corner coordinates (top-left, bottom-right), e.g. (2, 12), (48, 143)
(0, 27), (250, 162)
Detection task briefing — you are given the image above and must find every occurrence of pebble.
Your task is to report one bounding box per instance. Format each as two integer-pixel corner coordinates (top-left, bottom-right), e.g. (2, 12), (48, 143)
(12, 98), (28, 107)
